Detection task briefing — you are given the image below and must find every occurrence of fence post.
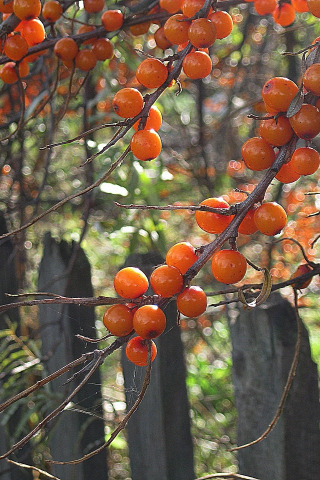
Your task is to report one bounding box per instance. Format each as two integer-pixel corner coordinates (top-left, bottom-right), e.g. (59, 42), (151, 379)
(121, 252), (194, 480)
(230, 293), (320, 480)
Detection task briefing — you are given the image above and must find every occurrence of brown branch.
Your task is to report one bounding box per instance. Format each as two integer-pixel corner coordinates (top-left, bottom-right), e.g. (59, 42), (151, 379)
(49, 340), (153, 465)
(195, 474), (261, 480)
(230, 288), (303, 452)
(6, 459), (61, 480)
(114, 201), (238, 215)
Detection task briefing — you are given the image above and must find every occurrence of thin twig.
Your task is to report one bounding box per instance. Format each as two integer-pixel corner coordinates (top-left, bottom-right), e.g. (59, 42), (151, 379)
(230, 289), (303, 452)
(6, 459), (61, 480)
(49, 341), (153, 465)
(195, 474), (261, 480)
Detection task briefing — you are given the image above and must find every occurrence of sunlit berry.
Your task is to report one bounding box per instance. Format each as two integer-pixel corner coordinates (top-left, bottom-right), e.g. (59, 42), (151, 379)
(211, 249), (247, 284)
(133, 305), (166, 339)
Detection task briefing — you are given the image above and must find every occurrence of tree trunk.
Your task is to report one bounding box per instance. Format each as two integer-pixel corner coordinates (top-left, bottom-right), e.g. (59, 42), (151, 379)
(121, 252), (194, 480)
(38, 232), (108, 480)
(230, 293), (320, 480)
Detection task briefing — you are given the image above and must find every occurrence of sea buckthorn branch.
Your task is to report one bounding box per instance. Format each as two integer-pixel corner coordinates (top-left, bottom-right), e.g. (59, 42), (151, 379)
(6, 459), (61, 480)
(114, 201), (239, 215)
(195, 474), (260, 480)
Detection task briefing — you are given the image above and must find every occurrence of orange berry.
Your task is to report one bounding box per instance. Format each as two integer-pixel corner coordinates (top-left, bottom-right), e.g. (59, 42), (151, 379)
(103, 304), (134, 336)
(241, 136), (275, 171)
(160, 0), (182, 13)
(19, 18), (45, 46)
(54, 37), (79, 61)
(262, 77), (298, 113)
(259, 115), (294, 146)
(150, 264), (183, 297)
(166, 242), (198, 274)
(289, 104), (320, 139)
(0, 0), (13, 13)
(275, 159), (300, 183)
(0, 62), (18, 83)
(133, 305), (166, 339)
(182, 0), (206, 17)
(176, 286), (207, 317)
(112, 88), (144, 118)
(195, 197), (233, 234)
(272, 3), (295, 26)
(101, 9), (123, 31)
(42, 0), (63, 22)
(129, 21), (151, 36)
(114, 267), (149, 298)
(84, 0), (104, 13)
(133, 105), (162, 131)
(130, 129), (162, 161)
(302, 63), (320, 96)
(238, 207), (258, 235)
(254, 202), (287, 236)
(154, 26), (172, 50)
(163, 14), (191, 45)
(3, 34), (28, 61)
(126, 336), (157, 366)
(290, 147), (320, 175)
(291, 0), (308, 11)
(307, 0), (320, 16)
(211, 249), (247, 284)
(13, 0), (41, 19)
(75, 49), (97, 70)
(92, 38), (114, 60)
(182, 51), (212, 79)
(290, 264), (313, 289)
(136, 58), (168, 89)
(77, 24), (97, 45)
(254, 0), (277, 15)
(188, 18), (216, 48)
(208, 10), (233, 39)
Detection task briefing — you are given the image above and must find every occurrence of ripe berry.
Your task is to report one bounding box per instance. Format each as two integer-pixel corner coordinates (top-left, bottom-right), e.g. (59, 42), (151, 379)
(13, 0), (41, 19)
(188, 18), (216, 49)
(150, 264), (183, 297)
(208, 11), (233, 39)
(101, 9), (123, 31)
(275, 159), (300, 183)
(241, 136), (275, 171)
(254, 0), (277, 15)
(272, 3), (295, 26)
(54, 37), (79, 61)
(259, 115), (294, 146)
(163, 14), (191, 45)
(262, 77), (298, 113)
(195, 197), (233, 234)
(19, 19), (45, 46)
(160, 0), (182, 13)
(154, 26), (172, 50)
(130, 129), (162, 161)
(103, 304), (134, 336)
(133, 305), (166, 339)
(238, 207), (258, 235)
(182, 51), (212, 79)
(307, 0), (320, 16)
(254, 202), (287, 236)
(112, 88), (144, 118)
(165, 242), (197, 274)
(84, 0), (104, 13)
(291, 0), (308, 11)
(136, 58), (168, 89)
(289, 104), (320, 139)
(290, 264), (313, 289)
(75, 49), (97, 71)
(0, 62), (19, 83)
(42, 0), (63, 22)
(303, 63), (320, 96)
(129, 21), (151, 36)
(114, 267), (149, 298)
(126, 336), (157, 366)
(182, 0), (206, 17)
(77, 24), (96, 45)
(0, 0), (13, 13)
(3, 34), (28, 61)
(176, 286), (207, 317)
(211, 250), (247, 284)
(290, 147), (320, 175)
(133, 105), (162, 131)
(92, 38), (114, 60)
